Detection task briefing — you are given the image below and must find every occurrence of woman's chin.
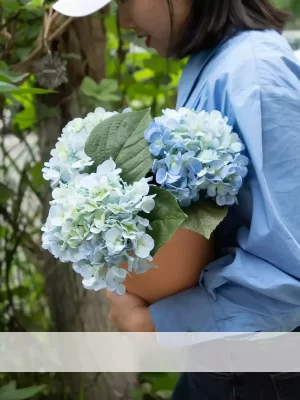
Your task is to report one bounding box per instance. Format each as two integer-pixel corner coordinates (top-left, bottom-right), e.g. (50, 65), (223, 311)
(155, 46), (176, 58)
(150, 40), (168, 57)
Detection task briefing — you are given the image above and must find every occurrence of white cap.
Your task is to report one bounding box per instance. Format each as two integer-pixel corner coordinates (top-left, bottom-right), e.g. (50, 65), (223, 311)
(53, 0), (111, 17)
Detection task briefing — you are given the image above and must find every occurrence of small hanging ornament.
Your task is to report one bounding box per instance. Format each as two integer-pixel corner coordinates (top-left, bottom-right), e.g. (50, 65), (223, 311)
(34, 51), (68, 90)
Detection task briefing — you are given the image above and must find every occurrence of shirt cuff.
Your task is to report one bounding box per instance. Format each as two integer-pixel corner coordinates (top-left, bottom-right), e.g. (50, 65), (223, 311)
(149, 286), (218, 332)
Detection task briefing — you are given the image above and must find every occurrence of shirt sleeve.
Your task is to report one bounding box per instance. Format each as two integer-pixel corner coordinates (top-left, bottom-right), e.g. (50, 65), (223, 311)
(149, 82), (300, 333)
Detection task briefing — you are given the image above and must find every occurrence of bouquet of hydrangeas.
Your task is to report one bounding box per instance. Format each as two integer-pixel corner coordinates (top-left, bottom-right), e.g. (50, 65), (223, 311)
(42, 107), (248, 296)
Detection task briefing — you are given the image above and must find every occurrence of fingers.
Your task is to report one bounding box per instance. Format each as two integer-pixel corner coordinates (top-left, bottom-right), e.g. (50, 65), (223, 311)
(106, 289), (124, 304)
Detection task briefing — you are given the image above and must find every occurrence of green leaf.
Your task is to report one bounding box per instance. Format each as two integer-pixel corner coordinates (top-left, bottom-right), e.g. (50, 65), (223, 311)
(0, 183), (14, 204)
(151, 373), (180, 392)
(155, 390), (173, 400)
(104, 14), (118, 36)
(0, 69), (29, 84)
(0, 62), (8, 71)
(1, 0), (19, 11)
(80, 76), (99, 97)
(126, 52), (151, 67)
(98, 93), (122, 103)
(133, 68), (155, 82)
(27, 23), (42, 41)
(147, 187), (187, 254)
(144, 56), (168, 74)
(0, 60), (8, 72)
(16, 88), (55, 94)
(181, 200), (228, 240)
(85, 109), (154, 184)
(98, 78), (118, 94)
(0, 286), (30, 299)
(129, 383), (151, 400)
(0, 81), (54, 94)
(24, 0), (44, 9)
(13, 105), (36, 130)
(140, 372), (169, 384)
(0, 81), (20, 93)
(15, 47), (32, 61)
(28, 162), (45, 191)
(0, 382), (17, 396)
(128, 388), (144, 400)
(0, 385), (46, 400)
(81, 77), (121, 103)
(0, 226), (8, 239)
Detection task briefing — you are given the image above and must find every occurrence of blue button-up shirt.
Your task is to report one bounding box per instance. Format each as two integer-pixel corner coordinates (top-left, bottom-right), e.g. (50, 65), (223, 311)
(149, 29), (300, 332)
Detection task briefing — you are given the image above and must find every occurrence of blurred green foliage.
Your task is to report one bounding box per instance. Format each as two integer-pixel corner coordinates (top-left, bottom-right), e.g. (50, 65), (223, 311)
(275, 0), (300, 15)
(0, 380), (46, 400)
(0, 0), (299, 398)
(0, 0), (184, 397)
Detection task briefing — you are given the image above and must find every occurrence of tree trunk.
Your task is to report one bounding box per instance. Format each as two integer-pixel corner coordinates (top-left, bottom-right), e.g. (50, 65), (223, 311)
(36, 13), (137, 400)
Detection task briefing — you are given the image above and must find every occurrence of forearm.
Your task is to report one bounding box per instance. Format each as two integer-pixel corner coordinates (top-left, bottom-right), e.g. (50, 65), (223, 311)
(149, 249), (300, 332)
(123, 228), (215, 304)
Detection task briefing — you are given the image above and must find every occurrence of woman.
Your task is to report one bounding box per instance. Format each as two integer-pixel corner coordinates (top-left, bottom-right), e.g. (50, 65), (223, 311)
(54, 0), (300, 398)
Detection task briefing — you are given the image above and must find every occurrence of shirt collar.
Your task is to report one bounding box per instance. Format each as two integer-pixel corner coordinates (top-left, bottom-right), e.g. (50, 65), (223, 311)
(177, 48), (216, 108)
(177, 31), (250, 109)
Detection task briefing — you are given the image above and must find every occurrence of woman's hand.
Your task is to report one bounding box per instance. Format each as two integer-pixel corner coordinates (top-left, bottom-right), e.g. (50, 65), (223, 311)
(106, 290), (155, 332)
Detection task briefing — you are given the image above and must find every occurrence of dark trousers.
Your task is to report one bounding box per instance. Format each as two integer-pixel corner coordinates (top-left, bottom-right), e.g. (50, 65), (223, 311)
(172, 327), (300, 400)
(171, 372), (300, 400)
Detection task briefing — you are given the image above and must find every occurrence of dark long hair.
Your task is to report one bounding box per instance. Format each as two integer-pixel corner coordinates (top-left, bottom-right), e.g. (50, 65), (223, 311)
(169, 0), (289, 58)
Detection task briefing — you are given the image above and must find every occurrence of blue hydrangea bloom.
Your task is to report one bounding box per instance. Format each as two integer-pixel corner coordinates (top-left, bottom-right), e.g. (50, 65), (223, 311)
(42, 158), (157, 296)
(144, 108), (249, 207)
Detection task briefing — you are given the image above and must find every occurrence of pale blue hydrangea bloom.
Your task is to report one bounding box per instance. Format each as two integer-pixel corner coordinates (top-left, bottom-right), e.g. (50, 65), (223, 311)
(42, 158), (156, 295)
(145, 108), (249, 207)
(42, 108), (131, 189)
